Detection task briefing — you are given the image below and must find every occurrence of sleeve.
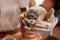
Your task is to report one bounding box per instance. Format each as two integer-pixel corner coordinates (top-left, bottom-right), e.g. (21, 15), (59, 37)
(0, 0), (21, 32)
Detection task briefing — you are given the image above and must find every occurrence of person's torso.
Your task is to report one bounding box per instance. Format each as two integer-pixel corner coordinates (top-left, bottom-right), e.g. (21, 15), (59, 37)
(0, 0), (30, 32)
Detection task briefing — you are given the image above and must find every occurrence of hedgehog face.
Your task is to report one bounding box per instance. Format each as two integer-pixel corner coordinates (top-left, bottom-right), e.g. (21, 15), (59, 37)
(24, 9), (38, 27)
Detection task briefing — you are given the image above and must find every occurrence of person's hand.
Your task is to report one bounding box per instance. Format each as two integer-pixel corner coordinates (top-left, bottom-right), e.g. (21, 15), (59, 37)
(29, 6), (58, 31)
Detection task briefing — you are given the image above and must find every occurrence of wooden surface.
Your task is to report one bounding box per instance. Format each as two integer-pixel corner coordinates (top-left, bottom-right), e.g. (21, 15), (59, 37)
(45, 24), (60, 40)
(53, 25), (60, 40)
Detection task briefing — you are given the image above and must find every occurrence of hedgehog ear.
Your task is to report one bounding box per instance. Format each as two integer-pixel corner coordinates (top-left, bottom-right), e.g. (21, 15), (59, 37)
(46, 8), (55, 20)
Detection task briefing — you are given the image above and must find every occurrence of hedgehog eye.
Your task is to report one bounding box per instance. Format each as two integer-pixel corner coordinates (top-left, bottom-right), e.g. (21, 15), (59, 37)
(27, 13), (29, 15)
(34, 18), (37, 20)
(31, 21), (33, 22)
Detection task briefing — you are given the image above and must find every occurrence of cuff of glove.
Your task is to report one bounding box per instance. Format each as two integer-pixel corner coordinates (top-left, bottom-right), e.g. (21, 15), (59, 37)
(39, 5), (47, 11)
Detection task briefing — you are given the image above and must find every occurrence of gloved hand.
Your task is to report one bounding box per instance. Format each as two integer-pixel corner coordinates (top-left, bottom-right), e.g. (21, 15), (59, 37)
(30, 6), (58, 31)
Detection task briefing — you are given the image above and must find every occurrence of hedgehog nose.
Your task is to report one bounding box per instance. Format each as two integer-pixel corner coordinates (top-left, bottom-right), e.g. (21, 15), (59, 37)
(27, 23), (31, 27)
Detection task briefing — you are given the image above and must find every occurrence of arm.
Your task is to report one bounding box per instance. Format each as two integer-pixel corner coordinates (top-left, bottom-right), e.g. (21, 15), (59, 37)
(42, 0), (55, 11)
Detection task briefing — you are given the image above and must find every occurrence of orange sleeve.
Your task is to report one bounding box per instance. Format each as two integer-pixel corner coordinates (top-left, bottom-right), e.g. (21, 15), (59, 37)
(42, 0), (55, 11)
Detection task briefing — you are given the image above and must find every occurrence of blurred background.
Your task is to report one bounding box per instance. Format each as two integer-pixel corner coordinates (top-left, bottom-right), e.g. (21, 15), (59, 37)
(35, 0), (44, 6)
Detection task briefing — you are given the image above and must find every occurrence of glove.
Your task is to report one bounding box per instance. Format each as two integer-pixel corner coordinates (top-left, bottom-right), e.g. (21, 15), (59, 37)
(33, 8), (58, 31)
